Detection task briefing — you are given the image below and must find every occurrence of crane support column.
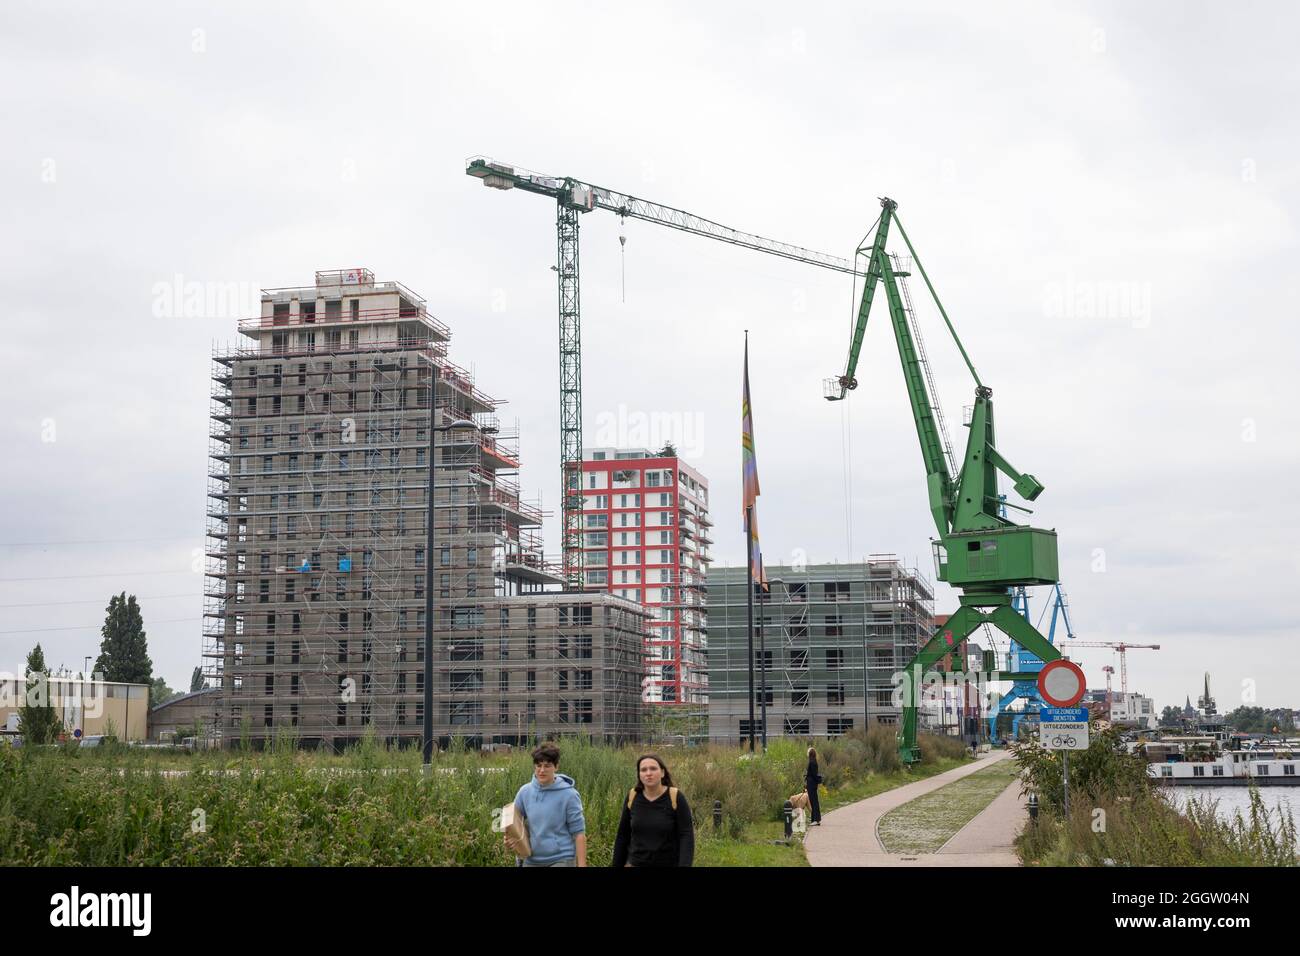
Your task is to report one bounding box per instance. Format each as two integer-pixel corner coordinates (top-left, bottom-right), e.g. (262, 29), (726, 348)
(557, 201), (583, 588)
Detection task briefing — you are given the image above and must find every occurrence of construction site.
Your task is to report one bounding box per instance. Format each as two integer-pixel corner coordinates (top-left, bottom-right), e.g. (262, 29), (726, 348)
(706, 559), (933, 743)
(189, 159), (1161, 755)
(204, 269), (647, 748)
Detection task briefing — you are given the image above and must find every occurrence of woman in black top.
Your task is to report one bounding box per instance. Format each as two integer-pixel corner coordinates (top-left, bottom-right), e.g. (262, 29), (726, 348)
(805, 746), (823, 825)
(612, 754), (694, 867)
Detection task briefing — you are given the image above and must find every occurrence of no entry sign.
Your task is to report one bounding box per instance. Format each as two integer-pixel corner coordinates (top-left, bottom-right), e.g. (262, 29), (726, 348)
(1037, 658), (1086, 708)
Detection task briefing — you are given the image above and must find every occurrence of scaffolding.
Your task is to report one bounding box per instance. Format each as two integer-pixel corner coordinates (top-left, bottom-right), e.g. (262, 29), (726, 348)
(705, 558), (933, 743)
(204, 270), (646, 749)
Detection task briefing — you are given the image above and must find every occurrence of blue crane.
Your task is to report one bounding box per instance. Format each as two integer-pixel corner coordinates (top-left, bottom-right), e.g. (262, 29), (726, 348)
(987, 582), (1076, 742)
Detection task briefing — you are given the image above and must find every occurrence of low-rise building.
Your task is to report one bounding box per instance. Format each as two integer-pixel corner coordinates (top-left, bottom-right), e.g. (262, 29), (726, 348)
(0, 676), (149, 741)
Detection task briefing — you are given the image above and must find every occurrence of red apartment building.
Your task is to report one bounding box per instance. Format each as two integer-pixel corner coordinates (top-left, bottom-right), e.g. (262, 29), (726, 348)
(579, 448), (711, 704)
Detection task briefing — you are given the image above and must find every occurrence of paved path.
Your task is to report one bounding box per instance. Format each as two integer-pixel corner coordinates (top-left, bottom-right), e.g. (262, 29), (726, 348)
(804, 750), (1025, 867)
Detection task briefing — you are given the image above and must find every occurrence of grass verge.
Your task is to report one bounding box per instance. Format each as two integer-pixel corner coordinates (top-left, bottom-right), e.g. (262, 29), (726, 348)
(876, 758), (1018, 854)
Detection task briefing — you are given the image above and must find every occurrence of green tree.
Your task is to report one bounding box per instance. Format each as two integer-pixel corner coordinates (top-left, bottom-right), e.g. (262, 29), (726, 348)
(94, 592), (152, 685)
(189, 666), (205, 692)
(1159, 705), (1182, 726)
(18, 643), (62, 744)
(1011, 723), (1149, 814)
(150, 676), (178, 709)
(658, 442), (678, 458)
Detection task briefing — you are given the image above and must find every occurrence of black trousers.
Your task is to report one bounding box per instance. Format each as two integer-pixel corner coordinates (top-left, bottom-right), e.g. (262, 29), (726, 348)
(806, 780), (822, 823)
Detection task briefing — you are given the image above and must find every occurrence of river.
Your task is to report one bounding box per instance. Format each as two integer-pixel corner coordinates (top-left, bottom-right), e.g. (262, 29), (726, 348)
(1162, 786), (1297, 823)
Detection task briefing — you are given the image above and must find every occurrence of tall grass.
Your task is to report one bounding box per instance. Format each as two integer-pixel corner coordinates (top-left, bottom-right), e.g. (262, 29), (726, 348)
(1011, 723), (1297, 866)
(1017, 790), (1298, 867)
(0, 728), (963, 866)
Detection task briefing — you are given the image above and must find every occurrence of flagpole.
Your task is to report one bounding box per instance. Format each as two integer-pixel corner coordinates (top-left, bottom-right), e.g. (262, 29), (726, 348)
(757, 581), (768, 751)
(745, 502), (756, 753)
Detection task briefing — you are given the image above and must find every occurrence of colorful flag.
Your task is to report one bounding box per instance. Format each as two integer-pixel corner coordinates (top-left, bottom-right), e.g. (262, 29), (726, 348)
(742, 338), (760, 511)
(742, 336), (768, 591)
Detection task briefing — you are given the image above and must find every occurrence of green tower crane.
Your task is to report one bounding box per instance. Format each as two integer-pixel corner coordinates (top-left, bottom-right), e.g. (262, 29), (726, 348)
(827, 198), (1064, 764)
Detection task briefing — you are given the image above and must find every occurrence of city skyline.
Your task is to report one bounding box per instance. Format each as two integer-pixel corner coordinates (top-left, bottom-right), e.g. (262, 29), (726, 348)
(2, 3), (1297, 715)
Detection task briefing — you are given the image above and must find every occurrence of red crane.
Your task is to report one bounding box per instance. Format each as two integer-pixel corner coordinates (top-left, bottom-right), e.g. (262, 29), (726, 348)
(1068, 642), (1161, 696)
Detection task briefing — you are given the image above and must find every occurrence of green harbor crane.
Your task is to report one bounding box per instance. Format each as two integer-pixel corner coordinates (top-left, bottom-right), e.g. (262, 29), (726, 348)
(827, 197), (1064, 763)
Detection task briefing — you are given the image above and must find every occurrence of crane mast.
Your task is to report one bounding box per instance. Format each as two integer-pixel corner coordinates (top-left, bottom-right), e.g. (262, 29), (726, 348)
(828, 197), (1066, 763)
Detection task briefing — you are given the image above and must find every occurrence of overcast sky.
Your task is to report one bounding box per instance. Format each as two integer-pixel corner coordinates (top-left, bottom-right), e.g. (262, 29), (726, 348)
(2, 1), (1296, 713)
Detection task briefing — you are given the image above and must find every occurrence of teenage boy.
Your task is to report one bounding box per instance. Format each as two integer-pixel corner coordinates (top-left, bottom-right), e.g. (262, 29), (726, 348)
(506, 742), (587, 867)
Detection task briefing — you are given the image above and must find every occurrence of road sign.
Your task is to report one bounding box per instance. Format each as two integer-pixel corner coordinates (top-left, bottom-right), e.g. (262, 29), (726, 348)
(1040, 707), (1088, 723)
(1037, 659), (1086, 708)
(73, 728), (82, 739)
(1039, 714), (1089, 750)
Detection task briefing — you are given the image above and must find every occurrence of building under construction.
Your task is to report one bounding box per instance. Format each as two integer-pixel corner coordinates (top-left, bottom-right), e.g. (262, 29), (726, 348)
(204, 269), (646, 749)
(705, 558), (933, 743)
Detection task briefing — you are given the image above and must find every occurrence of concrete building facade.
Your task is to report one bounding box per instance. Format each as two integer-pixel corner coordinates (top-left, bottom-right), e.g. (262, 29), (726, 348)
(579, 449), (711, 705)
(204, 269), (646, 749)
(706, 558), (933, 743)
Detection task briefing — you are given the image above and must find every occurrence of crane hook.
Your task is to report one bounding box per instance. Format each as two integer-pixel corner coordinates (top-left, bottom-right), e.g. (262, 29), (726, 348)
(619, 219), (627, 303)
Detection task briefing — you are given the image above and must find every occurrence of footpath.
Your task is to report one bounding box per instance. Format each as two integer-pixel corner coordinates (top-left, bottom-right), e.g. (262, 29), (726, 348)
(804, 749), (1025, 867)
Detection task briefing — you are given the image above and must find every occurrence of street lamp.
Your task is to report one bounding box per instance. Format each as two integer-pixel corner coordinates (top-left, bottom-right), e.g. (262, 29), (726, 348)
(424, 411), (487, 772)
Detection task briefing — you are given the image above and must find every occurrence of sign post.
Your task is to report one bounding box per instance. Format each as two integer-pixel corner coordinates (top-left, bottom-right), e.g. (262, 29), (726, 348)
(1036, 660), (1088, 820)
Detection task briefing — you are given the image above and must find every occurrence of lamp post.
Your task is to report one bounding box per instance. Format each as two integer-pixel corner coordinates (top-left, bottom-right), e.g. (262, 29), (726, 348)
(424, 409), (485, 772)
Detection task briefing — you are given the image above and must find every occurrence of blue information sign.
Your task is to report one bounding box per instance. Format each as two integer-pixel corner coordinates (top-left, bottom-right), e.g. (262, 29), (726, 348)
(1040, 707), (1088, 723)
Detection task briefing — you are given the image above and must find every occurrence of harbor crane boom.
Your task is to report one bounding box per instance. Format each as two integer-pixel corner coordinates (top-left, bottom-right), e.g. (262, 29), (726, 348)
(467, 156), (861, 586)
(826, 197), (1065, 763)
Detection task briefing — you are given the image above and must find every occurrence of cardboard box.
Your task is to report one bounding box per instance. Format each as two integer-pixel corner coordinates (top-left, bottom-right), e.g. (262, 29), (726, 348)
(500, 803), (531, 859)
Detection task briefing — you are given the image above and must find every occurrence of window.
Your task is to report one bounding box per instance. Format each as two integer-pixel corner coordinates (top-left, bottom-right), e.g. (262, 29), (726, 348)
(790, 687), (810, 707)
(1212, 764), (1224, 777)
(827, 684), (846, 705)
(450, 670), (484, 692)
(526, 670), (536, 691)
(826, 649), (844, 670)
(1192, 765), (1205, 777)
(823, 581), (850, 602)
(789, 649), (808, 669)
(784, 718), (810, 735)
(827, 718), (854, 737)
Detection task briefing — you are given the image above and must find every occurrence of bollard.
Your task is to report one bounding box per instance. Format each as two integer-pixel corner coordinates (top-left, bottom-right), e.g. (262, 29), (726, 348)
(783, 800), (794, 840)
(713, 800), (722, 831)
(1028, 792), (1039, 821)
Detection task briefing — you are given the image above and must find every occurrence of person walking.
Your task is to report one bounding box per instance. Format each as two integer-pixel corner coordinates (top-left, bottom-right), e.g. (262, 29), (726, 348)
(805, 746), (823, 826)
(505, 742), (587, 867)
(612, 753), (694, 867)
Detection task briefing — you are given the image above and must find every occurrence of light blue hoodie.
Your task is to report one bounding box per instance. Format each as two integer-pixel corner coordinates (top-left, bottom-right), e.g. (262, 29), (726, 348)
(513, 772), (585, 864)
